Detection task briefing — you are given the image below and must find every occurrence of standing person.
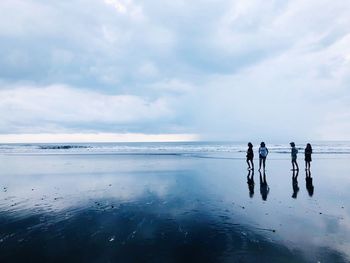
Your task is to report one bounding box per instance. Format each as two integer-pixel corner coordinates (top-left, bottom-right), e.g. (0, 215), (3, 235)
(246, 142), (254, 170)
(290, 142), (299, 171)
(258, 142), (268, 171)
(305, 143), (312, 170)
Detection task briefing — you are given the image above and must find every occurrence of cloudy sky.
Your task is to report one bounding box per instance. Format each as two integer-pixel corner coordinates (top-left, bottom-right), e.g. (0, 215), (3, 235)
(0, 0), (350, 142)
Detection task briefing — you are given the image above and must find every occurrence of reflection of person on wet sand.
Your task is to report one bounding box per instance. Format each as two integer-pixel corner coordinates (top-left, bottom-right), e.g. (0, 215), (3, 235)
(259, 171), (269, 201)
(247, 169), (255, 198)
(292, 169), (299, 199)
(305, 170), (314, 197)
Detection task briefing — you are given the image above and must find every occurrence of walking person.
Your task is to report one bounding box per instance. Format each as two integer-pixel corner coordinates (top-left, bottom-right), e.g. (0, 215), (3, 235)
(290, 142), (299, 171)
(258, 142), (268, 171)
(305, 143), (312, 170)
(246, 142), (254, 170)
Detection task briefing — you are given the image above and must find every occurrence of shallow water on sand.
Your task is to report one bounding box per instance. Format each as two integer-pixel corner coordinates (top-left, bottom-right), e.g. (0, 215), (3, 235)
(0, 152), (350, 262)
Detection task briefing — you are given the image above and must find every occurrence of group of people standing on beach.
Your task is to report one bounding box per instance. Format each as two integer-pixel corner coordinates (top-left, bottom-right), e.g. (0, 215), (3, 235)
(246, 142), (314, 200)
(246, 142), (313, 171)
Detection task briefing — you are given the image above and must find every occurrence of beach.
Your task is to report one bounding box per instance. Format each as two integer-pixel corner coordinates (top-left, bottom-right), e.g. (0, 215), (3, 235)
(0, 142), (349, 262)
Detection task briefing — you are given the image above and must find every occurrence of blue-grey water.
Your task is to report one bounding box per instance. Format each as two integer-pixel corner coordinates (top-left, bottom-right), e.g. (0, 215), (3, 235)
(0, 142), (349, 262)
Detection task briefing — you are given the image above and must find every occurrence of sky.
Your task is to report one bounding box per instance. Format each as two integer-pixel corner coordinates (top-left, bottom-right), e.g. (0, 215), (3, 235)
(0, 0), (350, 142)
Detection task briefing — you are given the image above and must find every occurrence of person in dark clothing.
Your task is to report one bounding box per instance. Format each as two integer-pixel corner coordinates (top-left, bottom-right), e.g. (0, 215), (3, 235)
(246, 142), (254, 170)
(290, 142), (299, 171)
(305, 143), (312, 170)
(247, 169), (255, 198)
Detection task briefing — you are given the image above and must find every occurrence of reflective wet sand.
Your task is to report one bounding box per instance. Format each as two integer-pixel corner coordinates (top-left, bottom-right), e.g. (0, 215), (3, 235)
(0, 153), (349, 262)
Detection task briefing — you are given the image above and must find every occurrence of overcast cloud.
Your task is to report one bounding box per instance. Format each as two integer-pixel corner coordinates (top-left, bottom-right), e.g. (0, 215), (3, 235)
(0, 0), (350, 141)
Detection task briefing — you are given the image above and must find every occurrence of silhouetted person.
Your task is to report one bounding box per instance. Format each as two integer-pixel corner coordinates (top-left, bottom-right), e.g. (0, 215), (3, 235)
(290, 142), (299, 171)
(258, 142), (268, 171)
(247, 169), (255, 198)
(259, 170), (269, 201)
(292, 169), (299, 199)
(305, 169), (314, 197)
(246, 142), (254, 170)
(305, 143), (312, 170)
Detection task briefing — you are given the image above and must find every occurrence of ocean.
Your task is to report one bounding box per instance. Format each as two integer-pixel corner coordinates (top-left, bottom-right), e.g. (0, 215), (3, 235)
(1, 141), (350, 155)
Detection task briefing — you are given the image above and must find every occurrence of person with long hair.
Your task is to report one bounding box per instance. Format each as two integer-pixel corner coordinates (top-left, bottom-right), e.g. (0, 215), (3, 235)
(305, 143), (312, 170)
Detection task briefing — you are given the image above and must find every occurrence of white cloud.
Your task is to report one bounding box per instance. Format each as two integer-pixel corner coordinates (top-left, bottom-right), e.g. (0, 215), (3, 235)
(105, 0), (127, 14)
(0, 0), (349, 140)
(0, 132), (199, 143)
(104, 0), (144, 20)
(137, 61), (159, 78)
(0, 84), (174, 133)
(149, 79), (195, 94)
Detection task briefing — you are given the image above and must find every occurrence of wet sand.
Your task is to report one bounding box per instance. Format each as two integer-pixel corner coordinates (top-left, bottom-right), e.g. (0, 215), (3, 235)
(0, 152), (349, 262)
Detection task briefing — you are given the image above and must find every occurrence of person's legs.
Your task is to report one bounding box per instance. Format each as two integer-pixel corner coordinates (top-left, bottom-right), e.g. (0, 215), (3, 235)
(259, 158), (262, 171)
(292, 160), (295, 170)
(246, 159), (250, 169)
(305, 161), (307, 170)
(251, 159), (254, 170)
(295, 160), (299, 170)
(262, 158), (266, 170)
